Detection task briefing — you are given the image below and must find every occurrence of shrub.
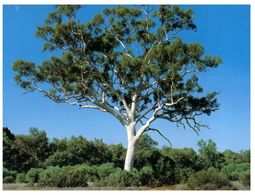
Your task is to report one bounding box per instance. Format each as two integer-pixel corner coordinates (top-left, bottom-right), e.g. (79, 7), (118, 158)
(175, 167), (195, 183)
(76, 163), (98, 182)
(96, 163), (117, 179)
(3, 168), (17, 183)
(44, 151), (72, 167)
(38, 166), (88, 187)
(98, 169), (139, 187)
(16, 173), (27, 183)
(240, 170), (250, 187)
(26, 168), (43, 184)
(63, 166), (88, 187)
(152, 155), (176, 186)
(3, 176), (15, 183)
(38, 166), (64, 187)
(187, 167), (230, 190)
(221, 163), (250, 180)
(138, 166), (154, 186)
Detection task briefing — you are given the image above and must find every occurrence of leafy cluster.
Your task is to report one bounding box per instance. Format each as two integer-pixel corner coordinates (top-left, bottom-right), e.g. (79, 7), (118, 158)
(13, 5), (221, 133)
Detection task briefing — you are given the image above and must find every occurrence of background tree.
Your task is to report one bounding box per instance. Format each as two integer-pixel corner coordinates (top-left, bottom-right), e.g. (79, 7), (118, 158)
(14, 128), (50, 171)
(13, 5), (221, 171)
(197, 139), (225, 169)
(3, 127), (20, 171)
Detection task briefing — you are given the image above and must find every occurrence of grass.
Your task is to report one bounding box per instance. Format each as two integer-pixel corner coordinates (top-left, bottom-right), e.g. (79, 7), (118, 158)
(3, 182), (250, 190)
(3, 183), (148, 190)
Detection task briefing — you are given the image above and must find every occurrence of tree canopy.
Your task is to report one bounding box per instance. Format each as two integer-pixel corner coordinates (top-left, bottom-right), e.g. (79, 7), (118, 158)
(13, 5), (221, 131)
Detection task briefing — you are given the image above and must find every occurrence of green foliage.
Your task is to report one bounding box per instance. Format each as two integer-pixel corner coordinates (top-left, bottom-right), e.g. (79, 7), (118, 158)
(16, 173), (27, 183)
(3, 127), (251, 189)
(38, 166), (63, 187)
(161, 146), (201, 183)
(13, 5), (221, 143)
(175, 167), (195, 183)
(75, 163), (98, 182)
(62, 166), (89, 187)
(137, 166), (154, 186)
(222, 149), (250, 165)
(96, 169), (139, 187)
(26, 168), (43, 184)
(96, 163), (117, 179)
(221, 163), (250, 180)
(153, 154), (176, 186)
(70, 137), (111, 165)
(3, 127), (21, 171)
(38, 166), (88, 187)
(108, 144), (126, 168)
(134, 134), (160, 169)
(239, 150), (250, 163)
(161, 147), (201, 170)
(3, 168), (17, 183)
(44, 151), (72, 167)
(240, 170), (250, 187)
(14, 128), (50, 171)
(3, 176), (15, 183)
(197, 139), (224, 169)
(88, 139), (112, 164)
(187, 167), (230, 190)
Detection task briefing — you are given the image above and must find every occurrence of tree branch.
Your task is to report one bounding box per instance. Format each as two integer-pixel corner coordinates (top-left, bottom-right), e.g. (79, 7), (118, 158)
(145, 127), (172, 146)
(135, 104), (163, 139)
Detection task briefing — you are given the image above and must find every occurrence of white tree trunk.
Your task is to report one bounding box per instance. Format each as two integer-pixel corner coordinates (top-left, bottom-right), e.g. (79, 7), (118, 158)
(124, 122), (137, 172)
(124, 138), (137, 172)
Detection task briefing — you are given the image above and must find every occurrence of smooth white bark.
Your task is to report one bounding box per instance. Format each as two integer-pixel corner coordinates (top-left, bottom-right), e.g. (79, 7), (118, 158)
(124, 122), (137, 172)
(124, 138), (137, 172)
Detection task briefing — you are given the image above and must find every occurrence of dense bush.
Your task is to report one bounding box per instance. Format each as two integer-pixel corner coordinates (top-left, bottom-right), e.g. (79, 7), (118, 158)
(3, 176), (15, 183)
(76, 163), (98, 182)
(96, 169), (139, 187)
(96, 162), (117, 179)
(16, 173), (27, 183)
(63, 166), (89, 187)
(221, 163), (250, 180)
(175, 167), (195, 183)
(137, 166), (154, 186)
(3, 168), (17, 183)
(38, 166), (64, 187)
(3, 128), (21, 171)
(197, 140), (225, 169)
(26, 168), (43, 184)
(108, 144), (126, 168)
(44, 151), (72, 167)
(152, 155), (176, 186)
(240, 170), (250, 187)
(38, 166), (88, 187)
(187, 168), (230, 190)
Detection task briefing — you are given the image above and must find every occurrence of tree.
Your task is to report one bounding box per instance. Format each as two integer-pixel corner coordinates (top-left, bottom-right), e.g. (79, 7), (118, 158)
(197, 139), (224, 169)
(13, 5), (221, 171)
(161, 147), (201, 170)
(15, 128), (50, 170)
(3, 127), (20, 171)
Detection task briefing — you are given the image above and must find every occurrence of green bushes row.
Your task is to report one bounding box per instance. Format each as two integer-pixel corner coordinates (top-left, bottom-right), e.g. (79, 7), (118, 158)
(3, 165), (251, 189)
(3, 162), (175, 187)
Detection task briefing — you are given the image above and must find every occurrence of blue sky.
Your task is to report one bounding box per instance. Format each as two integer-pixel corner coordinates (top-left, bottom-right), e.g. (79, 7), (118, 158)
(3, 5), (250, 152)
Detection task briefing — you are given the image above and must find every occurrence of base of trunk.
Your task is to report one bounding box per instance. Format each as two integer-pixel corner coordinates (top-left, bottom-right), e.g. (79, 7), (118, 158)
(124, 139), (136, 172)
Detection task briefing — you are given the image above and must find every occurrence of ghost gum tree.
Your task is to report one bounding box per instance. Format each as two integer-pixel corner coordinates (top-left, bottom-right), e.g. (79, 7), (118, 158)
(13, 5), (221, 172)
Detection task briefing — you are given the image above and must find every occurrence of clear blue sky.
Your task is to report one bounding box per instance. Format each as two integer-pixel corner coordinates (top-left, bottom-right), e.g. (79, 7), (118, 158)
(3, 5), (250, 152)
